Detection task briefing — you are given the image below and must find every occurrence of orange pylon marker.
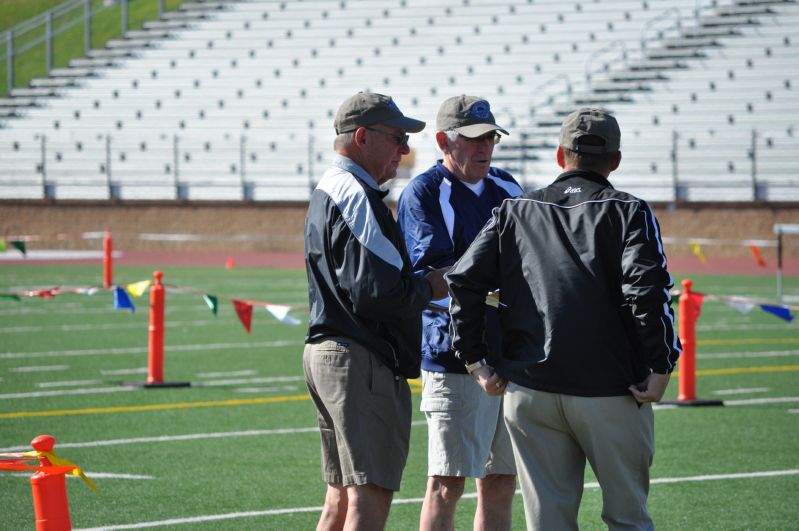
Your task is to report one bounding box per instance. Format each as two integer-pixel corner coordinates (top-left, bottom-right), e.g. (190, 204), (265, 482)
(141, 271), (189, 389)
(226, 257), (235, 269)
(666, 279), (722, 407)
(103, 228), (113, 289)
(30, 435), (71, 531)
(147, 271), (166, 385)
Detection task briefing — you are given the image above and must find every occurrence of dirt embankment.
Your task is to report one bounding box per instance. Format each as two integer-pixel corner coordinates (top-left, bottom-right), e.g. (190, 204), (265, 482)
(1, 201), (797, 261)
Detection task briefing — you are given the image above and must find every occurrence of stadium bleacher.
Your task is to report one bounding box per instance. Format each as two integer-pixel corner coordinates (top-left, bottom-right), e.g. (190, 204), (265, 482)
(0, 0), (797, 202)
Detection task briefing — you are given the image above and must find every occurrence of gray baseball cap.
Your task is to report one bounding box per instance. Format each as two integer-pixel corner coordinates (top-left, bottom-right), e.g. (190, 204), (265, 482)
(436, 95), (509, 138)
(334, 92), (425, 134)
(559, 107), (621, 154)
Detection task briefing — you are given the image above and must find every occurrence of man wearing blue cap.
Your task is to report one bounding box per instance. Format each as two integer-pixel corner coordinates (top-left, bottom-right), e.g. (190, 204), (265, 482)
(398, 95), (522, 531)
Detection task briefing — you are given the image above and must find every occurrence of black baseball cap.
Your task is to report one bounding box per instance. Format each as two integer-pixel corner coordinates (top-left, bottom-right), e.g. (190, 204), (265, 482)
(334, 92), (425, 134)
(559, 107), (621, 154)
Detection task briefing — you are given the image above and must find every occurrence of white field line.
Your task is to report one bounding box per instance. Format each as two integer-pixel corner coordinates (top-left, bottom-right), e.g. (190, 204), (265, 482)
(3, 472), (154, 480)
(0, 421), (429, 453)
(698, 350), (799, 360)
(37, 380), (101, 388)
(4, 394), (799, 453)
(195, 370), (257, 378)
(696, 323), (798, 332)
(713, 387), (770, 396)
(0, 319), (284, 334)
(0, 386), (137, 400)
(100, 368), (148, 376)
(10, 365), (69, 372)
(789, 409), (799, 414)
(234, 386), (299, 394)
(0, 340), (302, 359)
(723, 396), (799, 406)
(194, 376), (304, 386)
(73, 469), (799, 530)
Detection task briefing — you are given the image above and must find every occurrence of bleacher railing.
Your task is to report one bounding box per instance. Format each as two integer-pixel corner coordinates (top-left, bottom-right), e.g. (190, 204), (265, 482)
(0, 0), (175, 96)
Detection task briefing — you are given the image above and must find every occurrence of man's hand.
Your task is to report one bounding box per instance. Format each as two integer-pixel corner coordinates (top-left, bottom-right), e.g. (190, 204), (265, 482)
(424, 267), (450, 300)
(471, 365), (507, 396)
(629, 372), (671, 403)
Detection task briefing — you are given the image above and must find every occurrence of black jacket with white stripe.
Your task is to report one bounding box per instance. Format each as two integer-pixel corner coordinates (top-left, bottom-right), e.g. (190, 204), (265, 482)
(447, 169), (682, 397)
(304, 155), (433, 378)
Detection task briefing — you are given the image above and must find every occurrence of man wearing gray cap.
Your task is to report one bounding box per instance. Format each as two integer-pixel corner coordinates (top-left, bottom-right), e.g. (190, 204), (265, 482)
(446, 108), (681, 530)
(397, 95), (522, 530)
(303, 92), (448, 530)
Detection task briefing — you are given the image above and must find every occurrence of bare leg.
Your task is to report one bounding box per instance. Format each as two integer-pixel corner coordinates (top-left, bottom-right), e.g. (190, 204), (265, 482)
(343, 482), (394, 531)
(419, 475), (466, 531)
(317, 483), (348, 531)
(474, 473), (516, 531)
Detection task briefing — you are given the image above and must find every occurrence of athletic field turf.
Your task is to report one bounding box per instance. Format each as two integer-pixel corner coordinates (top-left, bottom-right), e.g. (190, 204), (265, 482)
(1, 264), (797, 530)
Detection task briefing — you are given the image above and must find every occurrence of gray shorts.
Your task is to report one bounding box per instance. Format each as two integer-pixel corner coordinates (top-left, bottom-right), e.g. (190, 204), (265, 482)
(303, 337), (412, 491)
(421, 370), (516, 478)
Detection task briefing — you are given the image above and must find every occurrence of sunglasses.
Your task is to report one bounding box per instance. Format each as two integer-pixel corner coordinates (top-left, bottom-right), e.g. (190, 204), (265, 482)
(460, 132), (502, 145)
(364, 127), (410, 147)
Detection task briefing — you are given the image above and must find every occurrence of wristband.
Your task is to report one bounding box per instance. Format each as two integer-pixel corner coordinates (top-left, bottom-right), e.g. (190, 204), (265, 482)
(465, 359), (487, 374)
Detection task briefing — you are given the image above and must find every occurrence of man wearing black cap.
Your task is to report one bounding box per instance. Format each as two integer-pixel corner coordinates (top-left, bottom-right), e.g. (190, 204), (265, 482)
(446, 108), (681, 530)
(303, 92), (449, 529)
(397, 95), (522, 531)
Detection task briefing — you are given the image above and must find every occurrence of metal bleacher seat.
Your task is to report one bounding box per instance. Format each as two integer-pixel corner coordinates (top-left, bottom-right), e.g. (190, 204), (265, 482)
(0, 0), (797, 202)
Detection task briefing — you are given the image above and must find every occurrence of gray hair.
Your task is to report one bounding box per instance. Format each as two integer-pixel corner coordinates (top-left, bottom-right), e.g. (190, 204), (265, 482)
(436, 129), (459, 153)
(334, 131), (356, 150)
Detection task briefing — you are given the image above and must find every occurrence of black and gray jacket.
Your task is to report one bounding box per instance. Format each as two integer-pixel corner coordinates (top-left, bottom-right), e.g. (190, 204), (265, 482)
(447, 169), (682, 397)
(304, 155), (433, 378)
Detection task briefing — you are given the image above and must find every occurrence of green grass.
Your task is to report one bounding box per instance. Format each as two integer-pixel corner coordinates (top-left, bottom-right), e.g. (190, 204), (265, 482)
(1, 265), (798, 530)
(0, 0), (187, 97)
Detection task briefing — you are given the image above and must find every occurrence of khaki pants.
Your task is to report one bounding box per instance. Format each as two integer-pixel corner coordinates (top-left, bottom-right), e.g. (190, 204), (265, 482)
(504, 384), (655, 531)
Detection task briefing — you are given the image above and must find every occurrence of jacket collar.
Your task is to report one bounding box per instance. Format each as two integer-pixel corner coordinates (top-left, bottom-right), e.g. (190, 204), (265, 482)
(554, 169), (614, 189)
(332, 154), (389, 197)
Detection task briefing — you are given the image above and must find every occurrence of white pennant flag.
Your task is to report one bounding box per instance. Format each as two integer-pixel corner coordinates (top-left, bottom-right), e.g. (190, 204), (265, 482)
(725, 298), (755, 314)
(265, 304), (301, 326)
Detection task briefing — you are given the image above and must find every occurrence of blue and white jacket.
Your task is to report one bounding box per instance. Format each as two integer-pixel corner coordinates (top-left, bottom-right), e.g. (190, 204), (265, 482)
(397, 161), (523, 373)
(304, 155), (433, 378)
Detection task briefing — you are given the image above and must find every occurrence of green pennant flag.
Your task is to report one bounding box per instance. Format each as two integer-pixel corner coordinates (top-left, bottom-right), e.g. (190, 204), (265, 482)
(203, 294), (218, 316)
(10, 240), (26, 256)
(0, 239), (6, 252)
(0, 294), (21, 301)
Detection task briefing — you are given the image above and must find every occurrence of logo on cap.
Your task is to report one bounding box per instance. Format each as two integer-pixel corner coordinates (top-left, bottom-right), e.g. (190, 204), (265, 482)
(469, 101), (490, 119)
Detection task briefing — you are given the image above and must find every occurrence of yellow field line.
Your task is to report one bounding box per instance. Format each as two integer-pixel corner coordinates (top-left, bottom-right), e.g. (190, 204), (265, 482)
(1, 366), (797, 420)
(0, 394), (310, 420)
(698, 338), (799, 346)
(693, 364), (799, 376)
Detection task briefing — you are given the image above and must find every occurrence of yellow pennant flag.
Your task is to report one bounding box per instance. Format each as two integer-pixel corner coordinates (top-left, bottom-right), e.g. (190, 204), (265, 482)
(125, 280), (152, 297)
(689, 241), (706, 263)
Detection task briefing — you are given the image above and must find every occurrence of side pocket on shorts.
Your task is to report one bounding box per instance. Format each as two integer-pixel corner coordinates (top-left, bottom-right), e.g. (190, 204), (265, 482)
(420, 372), (463, 413)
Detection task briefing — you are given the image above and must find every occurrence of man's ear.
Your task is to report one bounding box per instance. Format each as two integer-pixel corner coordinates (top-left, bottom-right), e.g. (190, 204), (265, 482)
(435, 131), (449, 152)
(610, 151), (622, 172)
(354, 127), (367, 146)
(556, 145), (566, 169)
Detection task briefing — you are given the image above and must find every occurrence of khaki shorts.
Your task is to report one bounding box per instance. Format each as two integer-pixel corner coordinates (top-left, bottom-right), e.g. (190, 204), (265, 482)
(421, 370), (516, 478)
(303, 337), (412, 491)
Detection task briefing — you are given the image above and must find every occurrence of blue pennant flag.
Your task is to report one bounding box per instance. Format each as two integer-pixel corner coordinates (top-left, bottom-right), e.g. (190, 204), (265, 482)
(114, 286), (135, 313)
(759, 304), (793, 322)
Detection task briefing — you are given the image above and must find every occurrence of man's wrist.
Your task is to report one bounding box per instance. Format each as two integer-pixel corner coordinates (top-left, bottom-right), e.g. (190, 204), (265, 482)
(465, 358), (488, 374)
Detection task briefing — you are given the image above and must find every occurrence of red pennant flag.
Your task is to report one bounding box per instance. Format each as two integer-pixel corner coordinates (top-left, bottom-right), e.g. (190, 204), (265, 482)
(28, 287), (61, 298)
(749, 245), (767, 268)
(232, 299), (253, 334)
(686, 292), (705, 322)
